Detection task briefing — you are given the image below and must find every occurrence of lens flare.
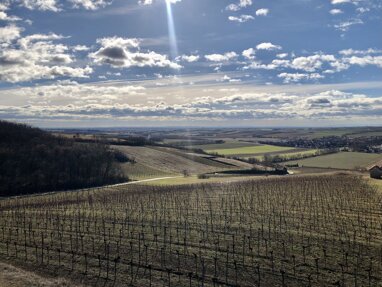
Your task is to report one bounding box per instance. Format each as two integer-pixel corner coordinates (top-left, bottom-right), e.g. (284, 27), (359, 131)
(165, 0), (179, 60)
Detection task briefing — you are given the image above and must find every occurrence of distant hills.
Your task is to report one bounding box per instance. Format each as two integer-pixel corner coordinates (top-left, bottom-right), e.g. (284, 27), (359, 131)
(0, 121), (126, 197)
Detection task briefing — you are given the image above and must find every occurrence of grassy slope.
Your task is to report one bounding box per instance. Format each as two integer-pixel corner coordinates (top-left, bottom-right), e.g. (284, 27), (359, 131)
(151, 147), (232, 169)
(285, 152), (382, 170)
(114, 145), (235, 177)
(121, 162), (174, 180)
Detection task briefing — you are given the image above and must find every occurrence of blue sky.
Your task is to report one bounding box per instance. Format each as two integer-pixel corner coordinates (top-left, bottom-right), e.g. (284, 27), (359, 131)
(0, 0), (381, 127)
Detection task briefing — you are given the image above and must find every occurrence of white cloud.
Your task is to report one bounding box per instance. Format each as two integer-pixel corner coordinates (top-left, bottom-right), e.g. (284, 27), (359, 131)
(256, 42), (282, 50)
(176, 54), (200, 62)
(255, 8), (269, 16)
(72, 45), (90, 51)
(19, 0), (61, 12)
(339, 48), (382, 56)
(0, 25), (23, 45)
(334, 18), (363, 31)
(225, 0), (252, 12)
(228, 15), (254, 23)
(218, 75), (231, 82)
(69, 0), (112, 10)
(244, 49), (382, 76)
(225, 4), (240, 11)
(0, 27), (92, 83)
(0, 3), (21, 21)
(14, 0), (113, 11)
(239, 0), (252, 7)
(90, 36), (182, 69)
(278, 72), (324, 83)
(139, 0), (181, 5)
(242, 48), (256, 60)
(243, 59), (290, 70)
(331, 0), (352, 4)
(138, 0), (153, 4)
(205, 52), (238, 62)
(276, 53), (288, 59)
(329, 9), (343, 15)
(344, 55), (382, 68)
(291, 54), (336, 72)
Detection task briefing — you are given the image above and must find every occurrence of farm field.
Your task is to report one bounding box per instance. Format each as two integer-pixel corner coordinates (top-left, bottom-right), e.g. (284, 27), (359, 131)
(114, 145), (237, 177)
(190, 141), (258, 150)
(348, 131), (382, 138)
(0, 175), (381, 286)
(121, 162), (174, 180)
(285, 152), (382, 170)
(205, 144), (296, 156)
(251, 149), (319, 161)
(367, 177), (382, 193)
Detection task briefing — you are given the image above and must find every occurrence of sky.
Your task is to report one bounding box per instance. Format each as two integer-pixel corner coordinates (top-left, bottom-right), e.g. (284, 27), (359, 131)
(0, 0), (381, 128)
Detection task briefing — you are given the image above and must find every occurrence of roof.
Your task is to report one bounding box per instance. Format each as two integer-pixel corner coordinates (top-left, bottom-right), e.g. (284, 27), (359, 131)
(368, 159), (382, 171)
(369, 166), (382, 171)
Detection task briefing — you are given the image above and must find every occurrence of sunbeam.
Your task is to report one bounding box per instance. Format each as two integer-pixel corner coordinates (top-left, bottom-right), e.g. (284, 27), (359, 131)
(165, 0), (179, 60)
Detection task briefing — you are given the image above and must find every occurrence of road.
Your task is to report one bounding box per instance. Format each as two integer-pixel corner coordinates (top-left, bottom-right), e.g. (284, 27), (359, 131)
(108, 176), (182, 186)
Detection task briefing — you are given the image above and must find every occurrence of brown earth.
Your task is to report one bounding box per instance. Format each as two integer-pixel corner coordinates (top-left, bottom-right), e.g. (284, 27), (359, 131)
(0, 261), (85, 287)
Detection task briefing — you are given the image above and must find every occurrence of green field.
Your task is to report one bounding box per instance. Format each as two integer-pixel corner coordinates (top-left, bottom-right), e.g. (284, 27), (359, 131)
(285, 152), (382, 170)
(251, 149), (319, 161)
(206, 144), (295, 156)
(191, 141), (257, 150)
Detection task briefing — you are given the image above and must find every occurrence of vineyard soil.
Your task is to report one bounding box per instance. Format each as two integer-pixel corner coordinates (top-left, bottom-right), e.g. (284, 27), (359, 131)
(0, 175), (381, 286)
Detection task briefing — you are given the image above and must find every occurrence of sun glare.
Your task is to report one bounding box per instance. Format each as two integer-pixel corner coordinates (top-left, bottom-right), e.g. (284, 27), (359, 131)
(165, 0), (179, 60)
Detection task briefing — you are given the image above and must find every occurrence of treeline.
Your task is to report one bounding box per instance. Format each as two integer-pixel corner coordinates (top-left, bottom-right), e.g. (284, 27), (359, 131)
(0, 121), (127, 197)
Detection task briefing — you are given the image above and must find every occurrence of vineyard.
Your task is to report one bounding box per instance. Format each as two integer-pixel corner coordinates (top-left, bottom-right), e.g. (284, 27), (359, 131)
(0, 175), (381, 286)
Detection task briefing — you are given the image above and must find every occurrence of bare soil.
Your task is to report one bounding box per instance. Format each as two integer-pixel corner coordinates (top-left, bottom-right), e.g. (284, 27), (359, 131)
(0, 261), (85, 287)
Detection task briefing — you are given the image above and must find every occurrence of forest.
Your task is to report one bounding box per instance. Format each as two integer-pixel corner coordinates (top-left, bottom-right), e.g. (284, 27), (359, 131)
(0, 121), (127, 196)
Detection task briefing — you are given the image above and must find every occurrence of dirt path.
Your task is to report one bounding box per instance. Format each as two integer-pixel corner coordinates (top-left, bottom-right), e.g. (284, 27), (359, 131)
(116, 176), (183, 185)
(0, 261), (85, 287)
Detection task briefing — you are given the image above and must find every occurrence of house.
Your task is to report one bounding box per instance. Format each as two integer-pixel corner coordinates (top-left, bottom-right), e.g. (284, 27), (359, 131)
(368, 161), (382, 179)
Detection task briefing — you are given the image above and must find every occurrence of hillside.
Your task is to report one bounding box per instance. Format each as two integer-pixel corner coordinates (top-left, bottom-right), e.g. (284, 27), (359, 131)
(114, 145), (250, 178)
(0, 121), (126, 196)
